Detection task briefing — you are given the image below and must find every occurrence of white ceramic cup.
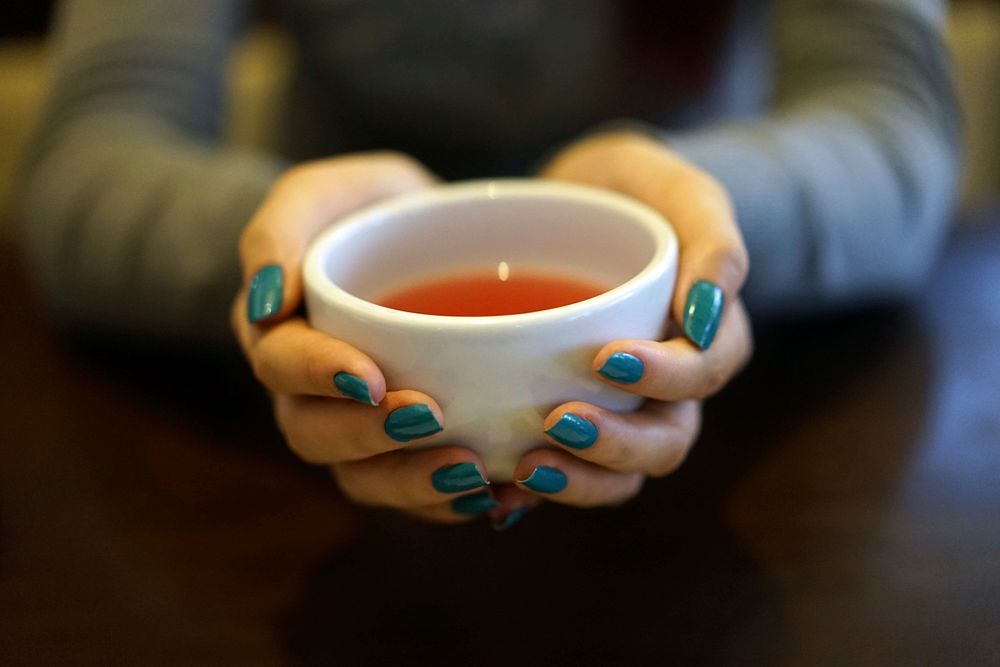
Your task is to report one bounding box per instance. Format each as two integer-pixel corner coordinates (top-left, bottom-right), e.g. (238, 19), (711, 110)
(303, 179), (677, 480)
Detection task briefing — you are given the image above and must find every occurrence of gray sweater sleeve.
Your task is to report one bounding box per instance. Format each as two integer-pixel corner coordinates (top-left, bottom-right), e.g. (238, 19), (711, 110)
(15, 0), (286, 342)
(17, 0), (960, 341)
(669, 0), (960, 315)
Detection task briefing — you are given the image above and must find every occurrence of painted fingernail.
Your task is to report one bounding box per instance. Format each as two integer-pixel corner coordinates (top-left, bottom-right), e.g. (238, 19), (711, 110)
(384, 404), (443, 442)
(517, 466), (568, 494)
(431, 462), (488, 494)
(683, 280), (724, 350)
(333, 371), (377, 406)
(598, 352), (644, 384)
(247, 264), (284, 323)
(545, 412), (598, 450)
(451, 490), (499, 516)
(492, 506), (528, 531)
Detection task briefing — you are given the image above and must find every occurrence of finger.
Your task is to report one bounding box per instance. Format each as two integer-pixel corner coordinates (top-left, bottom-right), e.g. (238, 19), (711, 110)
(489, 484), (541, 530)
(247, 316), (386, 403)
(635, 158), (748, 350)
(593, 298), (753, 401)
(541, 400), (701, 476)
(240, 152), (437, 323)
(403, 487), (507, 524)
(231, 294), (386, 405)
(541, 133), (748, 350)
(276, 389), (444, 465)
(231, 289), (257, 356)
(513, 448), (645, 508)
(401, 487), (532, 525)
(332, 446), (490, 509)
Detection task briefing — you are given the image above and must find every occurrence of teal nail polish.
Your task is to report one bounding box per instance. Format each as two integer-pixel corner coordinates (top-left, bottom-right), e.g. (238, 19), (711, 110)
(247, 264), (284, 323)
(683, 280), (724, 350)
(384, 404), (443, 442)
(518, 466), (568, 494)
(451, 490), (499, 515)
(545, 412), (598, 449)
(598, 352), (644, 384)
(431, 462), (487, 494)
(492, 506), (527, 531)
(334, 372), (377, 406)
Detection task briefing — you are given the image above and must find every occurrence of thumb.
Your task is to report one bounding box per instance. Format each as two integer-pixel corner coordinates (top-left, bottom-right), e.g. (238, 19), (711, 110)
(240, 152), (438, 324)
(540, 131), (748, 350)
(646, 166), (748, 351)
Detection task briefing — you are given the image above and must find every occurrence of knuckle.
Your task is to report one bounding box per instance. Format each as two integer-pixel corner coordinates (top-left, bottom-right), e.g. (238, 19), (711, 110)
(377, 457), (422, 507)
(698, 354), (730, 398)
(287, 439), (324, 466)
(605, 438), (639, 472)
(273, 398), (322, 466)
(648, 408), (700, 477)
(303, 352), (329, 394)
(648, 445), (689, 478)
(700, 244), (748, 292)
(722, 244), (750, 288)
(335, 460), (415, 509)
(238, 224), (278, 270)
(689, 168), (731, 207)
(335, 429), (378, 464)
(397, 483), (426, 508)
(250, 347), (276, 387)
(608, 474), (645, 505)
(332, 466), (372, 505)
(272, 400), (302, 454)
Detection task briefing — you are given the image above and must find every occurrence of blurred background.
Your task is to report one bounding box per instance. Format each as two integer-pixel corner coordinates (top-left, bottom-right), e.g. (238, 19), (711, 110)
(2, 3), (999, 665)
(1, 0), (998, 237)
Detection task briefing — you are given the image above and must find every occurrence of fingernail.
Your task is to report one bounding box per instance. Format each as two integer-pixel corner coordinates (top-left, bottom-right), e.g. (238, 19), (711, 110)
(517, 466), (568, 494)
(384, 404), (443, 442)
(247, 264), (284, 323)
(451, 490), (499, 516)
(431, 462), (488, 494)
(333, 371), (377, 406)
(683, 280), (724, 350)
(598, 352), (644, 384)
(545, 412), (598, 450)
(492, 506), (528, 531)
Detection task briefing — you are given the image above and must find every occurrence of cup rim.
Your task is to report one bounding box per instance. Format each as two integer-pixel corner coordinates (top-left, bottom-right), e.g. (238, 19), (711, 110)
(302, 179), (677, 330)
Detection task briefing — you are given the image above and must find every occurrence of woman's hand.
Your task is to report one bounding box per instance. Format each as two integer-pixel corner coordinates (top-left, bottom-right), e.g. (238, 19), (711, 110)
(232, 153), (499, 523)
(500, 131), (753, 519)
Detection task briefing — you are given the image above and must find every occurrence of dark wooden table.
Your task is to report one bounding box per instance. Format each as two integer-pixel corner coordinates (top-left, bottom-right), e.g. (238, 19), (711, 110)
(2, 209), (999, 666)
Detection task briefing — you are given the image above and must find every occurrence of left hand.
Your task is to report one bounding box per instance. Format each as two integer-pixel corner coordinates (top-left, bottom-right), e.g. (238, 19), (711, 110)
(492, 131), (753, 526)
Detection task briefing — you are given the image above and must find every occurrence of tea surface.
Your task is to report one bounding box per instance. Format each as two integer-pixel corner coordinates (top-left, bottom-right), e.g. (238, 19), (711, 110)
(377, 267), (609, 316)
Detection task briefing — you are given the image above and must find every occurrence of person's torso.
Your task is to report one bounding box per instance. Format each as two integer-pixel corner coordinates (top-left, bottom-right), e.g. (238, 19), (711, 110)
(278, 0), (764, 177)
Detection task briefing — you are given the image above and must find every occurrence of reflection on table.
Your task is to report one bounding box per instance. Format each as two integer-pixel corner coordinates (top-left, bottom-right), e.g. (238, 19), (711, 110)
(1, 208), (999, 665)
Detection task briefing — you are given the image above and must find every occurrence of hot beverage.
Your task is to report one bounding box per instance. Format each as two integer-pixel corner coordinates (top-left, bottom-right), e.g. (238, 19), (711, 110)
(377, 266), (610, 316)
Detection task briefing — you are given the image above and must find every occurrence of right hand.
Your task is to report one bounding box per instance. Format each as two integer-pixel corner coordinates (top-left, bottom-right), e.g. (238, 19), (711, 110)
(232, 152), (499, 523)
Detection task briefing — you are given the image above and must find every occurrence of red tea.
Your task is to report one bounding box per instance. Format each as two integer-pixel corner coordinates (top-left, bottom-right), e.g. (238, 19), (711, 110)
(377, 266), (610, 316)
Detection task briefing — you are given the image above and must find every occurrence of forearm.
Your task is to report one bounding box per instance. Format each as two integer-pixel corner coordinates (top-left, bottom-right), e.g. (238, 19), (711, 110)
(14, 0), (286, 342)
(668, 0), (960, 314)
(18, 114), (283, 342)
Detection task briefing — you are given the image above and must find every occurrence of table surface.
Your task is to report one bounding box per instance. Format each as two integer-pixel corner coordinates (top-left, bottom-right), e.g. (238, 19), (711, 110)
(2, 208), (999, 666)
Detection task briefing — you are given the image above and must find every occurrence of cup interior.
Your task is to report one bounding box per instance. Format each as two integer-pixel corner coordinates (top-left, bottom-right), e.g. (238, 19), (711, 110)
(312, 180), (669, 312)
